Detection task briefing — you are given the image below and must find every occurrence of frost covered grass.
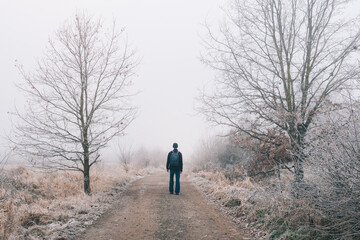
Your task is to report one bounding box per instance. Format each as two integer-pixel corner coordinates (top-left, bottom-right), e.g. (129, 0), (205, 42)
(0, 164), (151, 240)
(190, 170), (328, 240)
(191, 125), (360, 239)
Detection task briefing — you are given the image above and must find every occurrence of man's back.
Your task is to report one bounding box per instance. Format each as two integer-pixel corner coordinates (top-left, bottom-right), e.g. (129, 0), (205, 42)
(167, 143), (183, 195)
(166, 149), (183, 172)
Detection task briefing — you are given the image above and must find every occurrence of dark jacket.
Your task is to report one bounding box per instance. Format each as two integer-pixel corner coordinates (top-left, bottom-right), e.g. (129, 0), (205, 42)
(166, 149), (183, 172)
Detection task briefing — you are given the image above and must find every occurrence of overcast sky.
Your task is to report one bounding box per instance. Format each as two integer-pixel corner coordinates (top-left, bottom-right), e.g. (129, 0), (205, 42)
(1, 0), (359, 164)
(0, 0), (226, 163)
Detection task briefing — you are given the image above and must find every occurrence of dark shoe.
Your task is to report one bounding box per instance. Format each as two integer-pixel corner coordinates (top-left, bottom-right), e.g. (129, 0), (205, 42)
(175, 193), (179, 195)
(170, 192), (173, 194)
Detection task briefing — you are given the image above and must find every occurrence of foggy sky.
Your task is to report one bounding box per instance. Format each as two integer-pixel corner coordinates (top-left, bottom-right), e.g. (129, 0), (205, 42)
(0, 0), (225, 163)
(1, 0), (359, 164)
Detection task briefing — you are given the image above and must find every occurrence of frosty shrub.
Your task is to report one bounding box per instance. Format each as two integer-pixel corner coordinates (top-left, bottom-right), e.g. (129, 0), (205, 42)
(233, 129), (292, 179)
(307, 105), (360, 238)
(191, 168), (324, 239)
(192, 104), (360, 238)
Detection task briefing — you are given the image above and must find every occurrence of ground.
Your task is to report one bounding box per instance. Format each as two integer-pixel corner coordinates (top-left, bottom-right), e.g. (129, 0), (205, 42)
(79, 172), (248, 240)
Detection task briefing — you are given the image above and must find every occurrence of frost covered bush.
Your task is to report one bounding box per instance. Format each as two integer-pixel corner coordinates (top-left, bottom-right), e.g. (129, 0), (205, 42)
(305, 107), (360, 239)
(232, 129), (292, 179)
(192, 105), (360, 238)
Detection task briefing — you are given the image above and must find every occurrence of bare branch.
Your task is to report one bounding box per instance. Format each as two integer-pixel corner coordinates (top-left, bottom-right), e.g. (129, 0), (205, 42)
(11, 13), (138, 194)
(199, 0), (360, 182)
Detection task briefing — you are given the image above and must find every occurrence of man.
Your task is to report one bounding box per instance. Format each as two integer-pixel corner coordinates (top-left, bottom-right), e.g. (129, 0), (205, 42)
(166, 142), (183, 195)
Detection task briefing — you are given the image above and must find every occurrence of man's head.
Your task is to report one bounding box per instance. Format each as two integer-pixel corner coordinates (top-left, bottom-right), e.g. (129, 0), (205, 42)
(173, 142), (178, 149)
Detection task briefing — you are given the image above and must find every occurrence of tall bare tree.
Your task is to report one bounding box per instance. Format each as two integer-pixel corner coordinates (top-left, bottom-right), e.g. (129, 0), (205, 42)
(13, 14), (137, 194)
(200, 0), (360, 183)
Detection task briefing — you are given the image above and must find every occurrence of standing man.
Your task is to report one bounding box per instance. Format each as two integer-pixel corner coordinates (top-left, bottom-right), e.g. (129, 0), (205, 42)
(166, 142), (183, 195)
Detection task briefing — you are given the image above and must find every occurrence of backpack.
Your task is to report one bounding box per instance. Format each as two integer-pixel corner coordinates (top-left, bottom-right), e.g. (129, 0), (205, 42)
(169, 151), (179, 167)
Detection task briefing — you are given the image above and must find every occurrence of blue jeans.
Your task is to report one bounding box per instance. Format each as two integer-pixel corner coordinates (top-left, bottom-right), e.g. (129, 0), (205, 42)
(169, 169), (180, 194)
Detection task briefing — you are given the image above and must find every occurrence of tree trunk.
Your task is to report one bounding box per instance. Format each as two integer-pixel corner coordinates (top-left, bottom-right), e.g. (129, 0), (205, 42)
(294, 154), (304, 182)
(289, 123), (306, 183)
(84, 164), (90, 194)
(83, 143), (91, 195)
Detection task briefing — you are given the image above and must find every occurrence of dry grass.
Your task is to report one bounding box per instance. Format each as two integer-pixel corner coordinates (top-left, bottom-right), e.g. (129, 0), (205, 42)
(190, 170), (327, 240)
(0, 164), (150, 240)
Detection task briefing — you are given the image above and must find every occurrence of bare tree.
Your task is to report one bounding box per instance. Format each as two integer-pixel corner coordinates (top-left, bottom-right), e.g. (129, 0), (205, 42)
(200, 0), (360, 183)
(117, 141), (134, 173)
(12, 13), (137, 194)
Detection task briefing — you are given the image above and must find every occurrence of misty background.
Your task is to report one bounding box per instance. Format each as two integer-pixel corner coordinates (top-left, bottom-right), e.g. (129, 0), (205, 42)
(1, 0), (360, 238)
(0, 0), (225, 164)
(1, 0), (359, 165)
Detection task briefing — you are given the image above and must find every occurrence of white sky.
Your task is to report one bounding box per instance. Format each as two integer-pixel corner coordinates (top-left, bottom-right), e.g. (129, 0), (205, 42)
(0, 0), (225, 163)
(1, 0), (359, 164)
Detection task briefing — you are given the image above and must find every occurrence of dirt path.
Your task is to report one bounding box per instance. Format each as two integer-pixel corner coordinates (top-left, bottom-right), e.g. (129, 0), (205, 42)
(79, 172), (247, 240)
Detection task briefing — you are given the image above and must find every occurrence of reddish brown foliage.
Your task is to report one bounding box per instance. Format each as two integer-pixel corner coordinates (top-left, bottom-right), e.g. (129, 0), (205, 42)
(232, 129), (292, 178)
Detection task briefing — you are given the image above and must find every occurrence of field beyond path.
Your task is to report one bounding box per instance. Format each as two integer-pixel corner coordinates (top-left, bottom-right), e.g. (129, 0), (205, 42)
(79, 172), (246, 240)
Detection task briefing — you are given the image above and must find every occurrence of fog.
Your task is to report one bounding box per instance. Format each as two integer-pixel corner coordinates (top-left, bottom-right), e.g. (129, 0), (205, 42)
(1, 0), (359, 164)
(0, 0), (225, 163)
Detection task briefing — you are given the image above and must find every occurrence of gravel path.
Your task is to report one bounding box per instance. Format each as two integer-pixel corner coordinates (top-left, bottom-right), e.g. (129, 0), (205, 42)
(79, 172), (246, 240)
